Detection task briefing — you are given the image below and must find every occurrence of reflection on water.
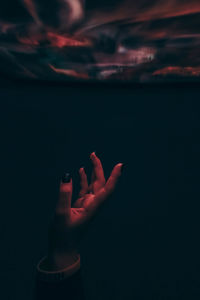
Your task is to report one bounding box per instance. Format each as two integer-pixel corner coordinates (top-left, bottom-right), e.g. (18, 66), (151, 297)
(0, 0), (200, 82)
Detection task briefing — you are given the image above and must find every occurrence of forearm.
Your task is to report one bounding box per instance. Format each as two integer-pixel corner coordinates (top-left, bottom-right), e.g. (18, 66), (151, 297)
(43, 250), (80, 272)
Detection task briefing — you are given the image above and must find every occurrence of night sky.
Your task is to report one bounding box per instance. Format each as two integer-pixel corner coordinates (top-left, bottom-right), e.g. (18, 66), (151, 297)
(0, 0), (200, 82)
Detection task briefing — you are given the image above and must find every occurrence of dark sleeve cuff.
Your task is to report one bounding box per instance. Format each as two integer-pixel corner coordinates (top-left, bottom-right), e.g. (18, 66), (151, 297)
(35, 255), (86, 300)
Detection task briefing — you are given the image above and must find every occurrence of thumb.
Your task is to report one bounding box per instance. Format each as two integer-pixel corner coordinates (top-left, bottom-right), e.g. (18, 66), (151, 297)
(58, 173), (73, 214)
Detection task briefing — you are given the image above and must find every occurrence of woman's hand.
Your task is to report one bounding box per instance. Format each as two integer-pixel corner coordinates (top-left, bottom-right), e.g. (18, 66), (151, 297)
(47, 152), (123, 270)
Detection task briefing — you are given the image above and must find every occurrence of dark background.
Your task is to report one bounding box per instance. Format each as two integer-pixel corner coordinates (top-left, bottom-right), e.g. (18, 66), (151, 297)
(1, 81), (200, 300)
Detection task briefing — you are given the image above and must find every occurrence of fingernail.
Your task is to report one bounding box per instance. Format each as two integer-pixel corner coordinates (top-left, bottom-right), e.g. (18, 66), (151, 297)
(61, 173), (71, 183)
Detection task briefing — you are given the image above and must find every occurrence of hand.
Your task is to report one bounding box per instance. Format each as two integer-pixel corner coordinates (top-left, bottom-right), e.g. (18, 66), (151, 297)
(46, 152), (123, 270)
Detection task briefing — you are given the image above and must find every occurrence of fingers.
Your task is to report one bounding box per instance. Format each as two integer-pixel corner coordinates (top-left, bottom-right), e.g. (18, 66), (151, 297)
(82, 163), (123, 223)
(95, 163), (123, 204)
(90, 152), (105, 184)
(88, 170), (95, 193)
(73, 196), (84, 208)
(91, 169), (96, 184)
(79, 167), (89, 197)
(57, 174), (73, 215)
(105, 163), (123, 194)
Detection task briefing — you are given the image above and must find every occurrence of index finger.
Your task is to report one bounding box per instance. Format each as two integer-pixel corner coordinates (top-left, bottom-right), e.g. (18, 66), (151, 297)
(56, 175), (73, 216)
(95, 163), (123, 205)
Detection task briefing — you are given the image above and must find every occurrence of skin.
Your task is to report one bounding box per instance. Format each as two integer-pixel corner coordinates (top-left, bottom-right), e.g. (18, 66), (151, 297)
(45, 152), (123, 271)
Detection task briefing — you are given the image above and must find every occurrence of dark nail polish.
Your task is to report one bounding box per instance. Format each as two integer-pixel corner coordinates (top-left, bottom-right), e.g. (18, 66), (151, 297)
(62, 173), (71, 183)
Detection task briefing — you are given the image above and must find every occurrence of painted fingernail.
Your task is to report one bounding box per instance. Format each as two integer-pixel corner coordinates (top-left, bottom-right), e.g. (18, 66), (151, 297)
(62, 173), (71, 183)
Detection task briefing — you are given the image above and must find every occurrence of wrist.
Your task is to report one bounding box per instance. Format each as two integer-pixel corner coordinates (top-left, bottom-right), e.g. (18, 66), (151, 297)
(46, 250), (80, 272)
(37, 253), (81, 282)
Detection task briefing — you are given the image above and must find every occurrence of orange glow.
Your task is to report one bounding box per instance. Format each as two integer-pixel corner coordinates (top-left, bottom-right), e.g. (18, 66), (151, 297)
(49, 64), (89, 79)
(153, 66), (200, 77)
(47, 32), (92, 48)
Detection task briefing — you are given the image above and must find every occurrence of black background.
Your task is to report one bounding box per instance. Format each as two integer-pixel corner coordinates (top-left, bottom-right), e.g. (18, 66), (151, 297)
(1, 81), (200, 299)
